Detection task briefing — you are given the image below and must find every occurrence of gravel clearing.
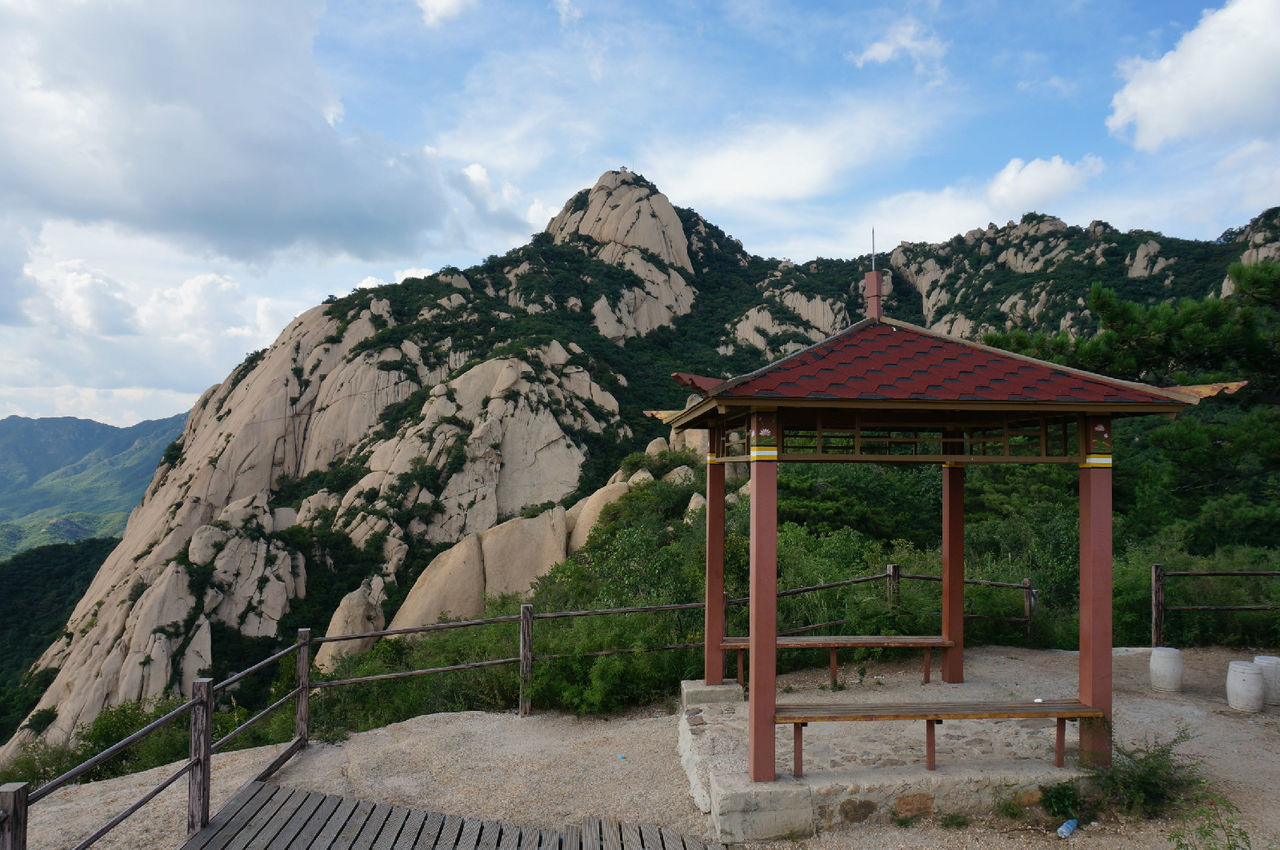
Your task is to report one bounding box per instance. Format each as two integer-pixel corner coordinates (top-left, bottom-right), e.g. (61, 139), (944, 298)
(25, 646), (1280, 849)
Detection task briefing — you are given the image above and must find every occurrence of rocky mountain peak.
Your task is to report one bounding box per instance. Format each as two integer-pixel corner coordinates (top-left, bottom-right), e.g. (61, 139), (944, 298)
(545, 170), (693, 273)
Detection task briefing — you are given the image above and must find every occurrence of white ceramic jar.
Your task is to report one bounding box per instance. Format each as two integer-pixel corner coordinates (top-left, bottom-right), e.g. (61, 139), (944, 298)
(1149, 647), (1184, 692)
(1252, 655), (1280, 705)
(1226, 660), (1264, 713)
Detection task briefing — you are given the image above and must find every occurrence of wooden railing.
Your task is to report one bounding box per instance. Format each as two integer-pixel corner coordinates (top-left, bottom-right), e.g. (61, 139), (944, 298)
(0, 564), (1036, 850)
(1151, 562), (1280, 646)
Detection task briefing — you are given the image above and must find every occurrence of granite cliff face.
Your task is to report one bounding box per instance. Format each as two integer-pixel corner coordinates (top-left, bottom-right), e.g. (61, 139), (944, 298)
(5, 171), (1277, 763)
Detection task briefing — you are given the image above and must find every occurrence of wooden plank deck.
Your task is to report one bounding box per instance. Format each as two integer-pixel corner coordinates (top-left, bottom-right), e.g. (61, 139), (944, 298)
(181, 782), (724, 850)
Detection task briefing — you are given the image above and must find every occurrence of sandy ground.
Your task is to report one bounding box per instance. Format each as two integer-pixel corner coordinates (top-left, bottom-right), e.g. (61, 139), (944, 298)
(23, 645), (1280, 849)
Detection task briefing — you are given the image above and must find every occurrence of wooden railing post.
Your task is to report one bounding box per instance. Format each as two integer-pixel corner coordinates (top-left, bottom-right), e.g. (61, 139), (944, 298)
(187, 678), (212, 838)
(1022, 578), (1033, 636)
(519, 604), (533, 717)
(1152, 563), (1165, 647)
(886, 563), (900, 609)
(0, 782), (29, 850)
(296, 628), (311, 746)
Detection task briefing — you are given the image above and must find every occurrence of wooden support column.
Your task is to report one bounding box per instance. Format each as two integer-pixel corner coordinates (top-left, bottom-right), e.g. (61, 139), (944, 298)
(0, 782), (28, 850)
(1079, 417), (1114, 766)
(295, 628), (311, 745)
(187, 678), (213, 838)
(705, 429), (726, 685)
(941, 462), (965, 683)
(748, 411), (778, 782)
(520, 604), (533, 716)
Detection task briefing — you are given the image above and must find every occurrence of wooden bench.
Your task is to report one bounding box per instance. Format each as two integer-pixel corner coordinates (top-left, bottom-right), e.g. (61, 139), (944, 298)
(721, 635), (954, 688)
(774, 699), (1105, 775)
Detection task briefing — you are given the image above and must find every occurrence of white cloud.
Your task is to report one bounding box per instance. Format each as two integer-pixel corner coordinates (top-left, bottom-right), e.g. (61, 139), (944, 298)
(649, 100), (938, 208)
(552, 0), (581, 26)
(847, 18), (947, 80)
(27, 261), (140, 336)
(0, 1), (452, 262)
(1107, 0), (1280, 151)
(1017, 75), (1076, 98)
(0, 386), (197, 427)
(986, 155), (1104, 213)
(417, 0), (478, 27)
(394, 267), (435, 282)
(761, 154), (1107, 261)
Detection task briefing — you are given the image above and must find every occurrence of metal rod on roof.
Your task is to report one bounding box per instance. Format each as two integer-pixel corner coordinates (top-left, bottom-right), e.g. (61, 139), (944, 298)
(871, 227), (876, 271)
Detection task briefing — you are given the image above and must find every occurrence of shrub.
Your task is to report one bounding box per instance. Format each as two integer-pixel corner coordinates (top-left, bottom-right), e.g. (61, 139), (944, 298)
(21, 707), (57, 735)
(1090, 726), (1202, 818)
(1169, 794), (1258, 850)
(1039, 780), (1085, 820)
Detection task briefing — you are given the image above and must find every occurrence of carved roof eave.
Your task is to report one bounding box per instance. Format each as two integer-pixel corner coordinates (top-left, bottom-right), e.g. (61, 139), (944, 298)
(666, 316), (1209, 432)
(666, 396), (1191, 431)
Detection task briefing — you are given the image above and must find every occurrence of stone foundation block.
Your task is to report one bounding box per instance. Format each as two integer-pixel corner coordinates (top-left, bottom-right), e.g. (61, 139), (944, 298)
(680, 679), (744, 708)
(709, 772), (814, 841)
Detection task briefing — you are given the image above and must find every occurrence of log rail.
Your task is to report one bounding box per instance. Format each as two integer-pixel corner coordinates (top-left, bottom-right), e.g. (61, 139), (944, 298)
(720, 635), (953, 687)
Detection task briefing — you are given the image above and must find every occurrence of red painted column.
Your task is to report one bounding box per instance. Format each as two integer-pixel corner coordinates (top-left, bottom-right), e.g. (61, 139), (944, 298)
(748, 411), (778, 782)
(941, 463), (965, 683)
(1079, 418), (1114, 766)
(704, 429), (726, 685)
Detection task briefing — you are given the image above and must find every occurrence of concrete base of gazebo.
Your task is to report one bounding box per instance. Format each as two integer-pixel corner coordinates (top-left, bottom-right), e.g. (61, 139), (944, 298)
(678, 652), (1096, 842)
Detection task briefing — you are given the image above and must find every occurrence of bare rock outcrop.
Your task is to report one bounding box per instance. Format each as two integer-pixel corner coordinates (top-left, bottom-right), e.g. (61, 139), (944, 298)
(387, 453), (664, 629)
(566, 482), (631, 552)
(547, 170), (693, 273)
(315, 579), (387, 673)
(386, 507), (571, 627)
(388, 536), (486, 629)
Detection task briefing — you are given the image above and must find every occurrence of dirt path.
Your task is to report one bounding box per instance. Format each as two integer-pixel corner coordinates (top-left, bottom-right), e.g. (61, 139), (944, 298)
(23, 646), (1280, 849)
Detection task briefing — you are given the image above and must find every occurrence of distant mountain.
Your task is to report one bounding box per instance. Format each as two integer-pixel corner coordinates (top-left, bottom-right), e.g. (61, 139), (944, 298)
(0, 414), (186, 559)
(5, 169), (1278, 762)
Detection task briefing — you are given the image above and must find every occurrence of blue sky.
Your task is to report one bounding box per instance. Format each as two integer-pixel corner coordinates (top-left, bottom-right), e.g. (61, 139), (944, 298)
(1, 0), (1278, 425)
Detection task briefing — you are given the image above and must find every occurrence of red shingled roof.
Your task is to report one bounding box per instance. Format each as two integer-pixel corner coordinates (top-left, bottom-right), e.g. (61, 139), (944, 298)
(699, 319), (1183, 405)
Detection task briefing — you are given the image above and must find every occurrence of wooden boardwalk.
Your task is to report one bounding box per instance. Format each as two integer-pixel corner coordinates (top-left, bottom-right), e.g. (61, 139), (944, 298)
(181, 781), (724, 850)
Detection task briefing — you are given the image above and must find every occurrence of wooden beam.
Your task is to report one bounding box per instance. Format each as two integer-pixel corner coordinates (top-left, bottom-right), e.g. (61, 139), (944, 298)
(187, 678), (212, 838)
(1079, 416), (1113, 767)
(705, 434), (726, 686)
(941, 463), (965, 683)
(748, 411), (778, 782)
(0, 782), (28, 850)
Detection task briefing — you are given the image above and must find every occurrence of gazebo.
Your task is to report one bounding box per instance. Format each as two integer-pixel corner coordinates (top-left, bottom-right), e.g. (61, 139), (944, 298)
(664, 272), (1201, 783)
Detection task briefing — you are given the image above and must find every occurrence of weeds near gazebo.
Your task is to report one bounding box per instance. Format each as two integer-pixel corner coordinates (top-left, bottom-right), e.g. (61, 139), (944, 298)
(1089, 725), (1201, 818)
(1169, 795), (1262, 850)
(1038, 779), (1089, 821)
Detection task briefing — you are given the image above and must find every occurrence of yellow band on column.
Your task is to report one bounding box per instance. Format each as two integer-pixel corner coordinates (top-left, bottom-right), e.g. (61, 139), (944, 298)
(1080, 454), (1113, 468)
(942, 462), (964, 469)
(706, 453), (720, 465)
(749, 446), (778, 461)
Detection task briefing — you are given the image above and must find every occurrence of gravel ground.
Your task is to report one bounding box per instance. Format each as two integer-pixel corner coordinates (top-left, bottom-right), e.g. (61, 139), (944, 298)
(24, 646), (1280, 849)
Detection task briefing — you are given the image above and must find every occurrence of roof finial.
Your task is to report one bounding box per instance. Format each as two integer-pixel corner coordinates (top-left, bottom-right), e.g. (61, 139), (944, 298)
(863, 228), (884, 321)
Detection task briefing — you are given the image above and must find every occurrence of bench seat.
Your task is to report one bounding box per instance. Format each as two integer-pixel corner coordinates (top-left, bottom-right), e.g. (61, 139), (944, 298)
(774, 698), (1104, 774)
(720, 635), (954, 687)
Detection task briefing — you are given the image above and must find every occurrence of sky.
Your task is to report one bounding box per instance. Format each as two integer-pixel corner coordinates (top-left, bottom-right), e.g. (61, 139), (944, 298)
(2, 0), (1279, 427)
